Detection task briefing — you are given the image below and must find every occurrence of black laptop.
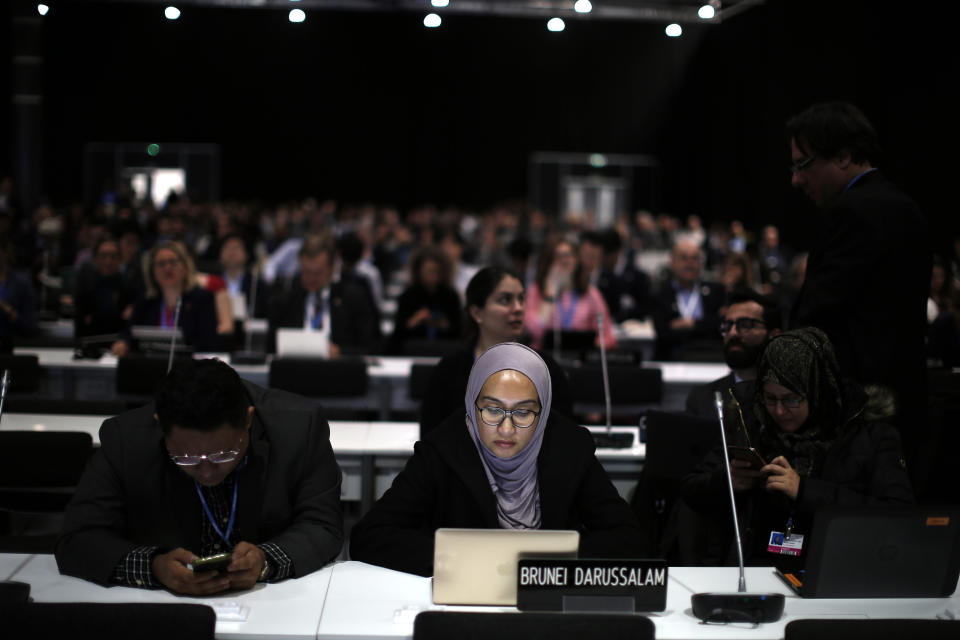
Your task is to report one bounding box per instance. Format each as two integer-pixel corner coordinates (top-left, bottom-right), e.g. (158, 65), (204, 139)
(779, 506), (960, 598)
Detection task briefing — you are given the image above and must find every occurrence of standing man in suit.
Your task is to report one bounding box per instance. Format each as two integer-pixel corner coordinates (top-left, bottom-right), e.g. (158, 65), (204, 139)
(686, 289), (782, 421)
(652, 236), (726, 360)
(267, 235), (381, 355)
(56, 358), (343, 593)
(787, 102), (931, 485)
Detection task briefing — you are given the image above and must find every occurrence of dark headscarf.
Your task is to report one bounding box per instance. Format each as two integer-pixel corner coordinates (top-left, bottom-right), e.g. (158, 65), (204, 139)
(464, 342), (551, 529)
(753, 327), (843, 476)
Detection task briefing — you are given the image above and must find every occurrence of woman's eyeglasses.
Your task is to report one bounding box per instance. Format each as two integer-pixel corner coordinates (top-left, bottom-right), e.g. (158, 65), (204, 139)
(763, 394), (805, 411)
(476, 405), (539, 428)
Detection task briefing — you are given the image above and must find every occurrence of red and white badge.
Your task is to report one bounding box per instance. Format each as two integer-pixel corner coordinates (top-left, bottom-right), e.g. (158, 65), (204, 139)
(767, 531), (804, 556)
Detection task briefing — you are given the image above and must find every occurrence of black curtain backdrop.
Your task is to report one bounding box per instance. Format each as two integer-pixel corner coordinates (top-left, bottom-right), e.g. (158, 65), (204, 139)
(3, 0), (957, 254)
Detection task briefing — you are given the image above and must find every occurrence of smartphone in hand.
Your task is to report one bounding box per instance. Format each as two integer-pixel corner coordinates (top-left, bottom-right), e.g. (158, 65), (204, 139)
(728, 445), (767, 470)
(189, 552), (232, 574)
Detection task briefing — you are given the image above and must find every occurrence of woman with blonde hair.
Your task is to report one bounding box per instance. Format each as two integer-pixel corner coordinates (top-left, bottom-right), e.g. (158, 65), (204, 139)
(111, 240), (218, 356)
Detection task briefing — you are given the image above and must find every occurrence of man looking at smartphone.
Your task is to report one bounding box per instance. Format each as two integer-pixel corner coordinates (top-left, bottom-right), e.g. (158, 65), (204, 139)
(56, 358), (343, 594)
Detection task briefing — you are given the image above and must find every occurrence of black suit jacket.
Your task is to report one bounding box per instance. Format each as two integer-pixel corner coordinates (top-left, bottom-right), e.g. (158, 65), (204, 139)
(651, 280), (726, 360)
(349, 411), (644, 576)
(55, 381), (344, 585)
(418, 346), (575, 437)
(126, 286), (218, 352)
(267, 279), (381, 354)
(790, 170), (930, 412)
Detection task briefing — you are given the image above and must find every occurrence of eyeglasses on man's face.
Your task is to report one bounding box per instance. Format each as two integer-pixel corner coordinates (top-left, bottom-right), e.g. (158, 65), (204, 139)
(719, 317), (767, 335)
(789, 155), (816, 175)
(476, 405), (539, 428)
(763, 393), (805, 411)
(168, 437), (243, 466)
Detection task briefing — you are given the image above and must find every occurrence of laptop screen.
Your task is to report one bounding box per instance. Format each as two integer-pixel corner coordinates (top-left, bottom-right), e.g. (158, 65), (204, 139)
(432, 528), (580, 606)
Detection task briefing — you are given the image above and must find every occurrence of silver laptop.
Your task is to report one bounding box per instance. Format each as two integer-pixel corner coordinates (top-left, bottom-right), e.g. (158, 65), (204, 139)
(276, 328), (329, 358)
(432, 528), (579, 606)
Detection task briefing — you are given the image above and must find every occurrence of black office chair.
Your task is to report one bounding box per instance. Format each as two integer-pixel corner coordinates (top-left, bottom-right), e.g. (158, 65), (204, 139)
(565, 364), (663, 423)
(269, 357), (374, 419)
(0, 581), (30, 603)
(401, 338), (462, 358)
(0, 602), (216, 640)
(0, 355), (41, 393)
(785, 619), (960, 640)
(631, 410), (720, 562)
(0, 431), (93, 552)
(408, 363), (436, 402)
(115, 354), (189, 397)
(413, 611), (654, 640)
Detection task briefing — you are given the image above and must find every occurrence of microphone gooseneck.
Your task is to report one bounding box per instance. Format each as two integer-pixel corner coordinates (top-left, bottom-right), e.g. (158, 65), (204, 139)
(167, 296), (182, 373)
(597, 312), (612, 433)
(0, 369), (10, 425)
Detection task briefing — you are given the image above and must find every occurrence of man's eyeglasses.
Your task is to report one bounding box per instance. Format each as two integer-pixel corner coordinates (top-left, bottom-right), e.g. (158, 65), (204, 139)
(789, 155), (816, 174)
(719, 318), (767, 335)
(168, 438), (243, 466)
(476, 405), (539, 428)
(763, 394), (805, 411)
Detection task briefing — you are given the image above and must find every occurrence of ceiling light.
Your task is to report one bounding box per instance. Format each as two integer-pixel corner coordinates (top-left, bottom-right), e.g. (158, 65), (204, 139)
(431, 0), (450, 7)
(698, 5), (716, 19)
(289, 8), (305, 23)
(424, 13), (442, 28)
(37, 3), (49, 15)
(547, 17), (565, 32)
(574, 0), (592, 13)
(665, 23), (682, 37)
(164, 6), (181, 20)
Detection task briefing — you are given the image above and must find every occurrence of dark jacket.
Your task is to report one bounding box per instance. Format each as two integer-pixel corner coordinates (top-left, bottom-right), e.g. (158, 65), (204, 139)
(790, 170), (930, 430)
(55, 380), (344, 585)
(267, 279), (381, 354)
(419, 347), (574, 437)
(680, 387), (914, 568)
(389, 284), (462, 353)
(73, 266), (138, 339)
(126, 286), (219, 352)
(651, 279), (726, 360)
(350, 411), (644, 576)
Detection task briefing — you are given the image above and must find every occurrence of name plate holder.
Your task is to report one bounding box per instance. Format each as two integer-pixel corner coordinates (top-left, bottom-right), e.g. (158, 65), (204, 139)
(517, 559), (668, 613)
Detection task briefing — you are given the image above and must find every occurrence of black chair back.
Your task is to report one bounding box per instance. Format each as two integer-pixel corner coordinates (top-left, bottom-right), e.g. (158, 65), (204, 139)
(0, 355), (41, 393)
(413, 611), (654, 640)
(408, 363), (436, 401)
(116, 355), (189, 396)
(785, 619), (960, 640)
(0, 602), (216, 640)
(269, 357), (369, 397)
(0, 581), (30, 603)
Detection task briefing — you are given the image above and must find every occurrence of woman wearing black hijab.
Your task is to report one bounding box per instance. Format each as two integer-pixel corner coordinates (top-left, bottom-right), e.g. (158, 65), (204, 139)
(680, 327), (914, 569)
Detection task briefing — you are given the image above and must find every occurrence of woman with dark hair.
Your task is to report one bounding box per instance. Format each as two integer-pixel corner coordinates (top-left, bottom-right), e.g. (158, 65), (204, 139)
(351, 342), (643, 577)
(525, 237), (616, 350)
(680, 327), (913, 569)
(418, 266), (573, 436)
(388, 245), (462, 353)
(111, 240), (218, 356)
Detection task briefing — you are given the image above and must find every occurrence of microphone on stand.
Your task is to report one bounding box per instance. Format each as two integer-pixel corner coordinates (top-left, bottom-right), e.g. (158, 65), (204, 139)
(0, 369), (10, 425)
(233, 264), (267, 364)
(167, 297), (182, 374)
(590, 312), (633, 449)
(691, 391), (784, 624)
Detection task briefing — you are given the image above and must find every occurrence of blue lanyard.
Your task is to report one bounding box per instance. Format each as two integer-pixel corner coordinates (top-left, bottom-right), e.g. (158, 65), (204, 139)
(194, 472), (240, 549)
(559, 292), (579, 329)
(310, 292), (328, 330)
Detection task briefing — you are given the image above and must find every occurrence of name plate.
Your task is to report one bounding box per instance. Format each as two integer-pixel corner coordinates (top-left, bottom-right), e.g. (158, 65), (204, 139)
(517, 559), (668, 612)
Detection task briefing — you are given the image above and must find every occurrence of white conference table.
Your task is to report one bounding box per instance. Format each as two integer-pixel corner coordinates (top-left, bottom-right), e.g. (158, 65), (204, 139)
(2, 553), (333, 640)
(1, 414), (643, 512)
(4, 554), (957, 640)
(12, 347), (730, 416)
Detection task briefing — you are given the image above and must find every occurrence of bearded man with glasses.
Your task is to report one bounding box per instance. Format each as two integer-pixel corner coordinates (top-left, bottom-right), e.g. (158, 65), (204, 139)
(686, 289), (782, 422)
(56, 358), (343, 594)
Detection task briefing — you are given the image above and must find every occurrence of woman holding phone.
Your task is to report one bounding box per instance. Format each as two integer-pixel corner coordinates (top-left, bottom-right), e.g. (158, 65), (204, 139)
(680, 327), (914, 568)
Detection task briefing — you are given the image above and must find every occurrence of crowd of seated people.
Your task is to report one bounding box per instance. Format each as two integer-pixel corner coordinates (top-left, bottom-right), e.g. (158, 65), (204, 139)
(2, 185), (952, 377)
